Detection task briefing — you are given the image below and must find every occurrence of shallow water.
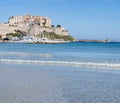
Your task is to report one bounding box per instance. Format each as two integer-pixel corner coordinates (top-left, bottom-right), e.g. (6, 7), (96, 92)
(0, 42), (120, 64)
(0, 63), (120, 103)
(0, 42), (120, 103)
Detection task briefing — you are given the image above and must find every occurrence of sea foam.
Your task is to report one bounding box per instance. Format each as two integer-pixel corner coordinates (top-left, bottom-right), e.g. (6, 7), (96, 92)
(0, 59), (120, 68)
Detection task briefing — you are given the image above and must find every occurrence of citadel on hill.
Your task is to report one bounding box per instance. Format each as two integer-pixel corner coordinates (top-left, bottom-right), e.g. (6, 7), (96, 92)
(0, 13), (74, 42)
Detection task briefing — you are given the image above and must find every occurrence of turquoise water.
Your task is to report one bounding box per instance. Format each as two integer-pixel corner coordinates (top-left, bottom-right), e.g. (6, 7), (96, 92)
(0, 42), (120, 65)
(0, 42), (120, 103)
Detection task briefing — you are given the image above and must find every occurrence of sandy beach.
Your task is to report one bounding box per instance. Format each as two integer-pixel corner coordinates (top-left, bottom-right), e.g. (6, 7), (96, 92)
(0, 63), (120, 103)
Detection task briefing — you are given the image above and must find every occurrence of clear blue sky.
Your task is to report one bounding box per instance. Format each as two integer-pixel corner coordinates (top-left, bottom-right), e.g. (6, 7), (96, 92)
(0, 0), (120, 41)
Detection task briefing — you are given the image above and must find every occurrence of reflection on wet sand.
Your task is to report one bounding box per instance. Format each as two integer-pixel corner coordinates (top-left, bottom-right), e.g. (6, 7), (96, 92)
(0, 65), (67, 103)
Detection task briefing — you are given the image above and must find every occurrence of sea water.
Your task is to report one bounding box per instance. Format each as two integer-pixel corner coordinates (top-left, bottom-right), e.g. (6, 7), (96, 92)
(0, 42), (120, 103)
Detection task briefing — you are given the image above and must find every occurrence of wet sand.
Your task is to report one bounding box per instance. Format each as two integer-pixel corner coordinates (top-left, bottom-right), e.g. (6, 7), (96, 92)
(0, 63), (120, 103)
(0, 63), (67, 103)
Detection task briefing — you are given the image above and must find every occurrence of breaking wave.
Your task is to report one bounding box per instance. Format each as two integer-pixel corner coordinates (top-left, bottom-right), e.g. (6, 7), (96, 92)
(0, 59), (120, 68)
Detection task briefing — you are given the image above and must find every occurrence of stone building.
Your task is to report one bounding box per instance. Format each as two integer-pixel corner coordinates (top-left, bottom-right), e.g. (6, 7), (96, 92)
(54, 27), (68, 36)
(8, 13), (51, 28)
(8, 15), (24, 27)
(0, 23), (14, 38)
(0, 13), (69, 39)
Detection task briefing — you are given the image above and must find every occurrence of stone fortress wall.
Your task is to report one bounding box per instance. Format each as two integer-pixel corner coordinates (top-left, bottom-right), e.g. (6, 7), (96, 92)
(0, 13), (68, 39)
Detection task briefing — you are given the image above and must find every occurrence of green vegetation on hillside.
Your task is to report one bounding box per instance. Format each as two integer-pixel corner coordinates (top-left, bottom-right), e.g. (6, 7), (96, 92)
(6, 31), (74, 41)
(6, 30), (26, 38)
(56, 25), (61, 28)
(37, 31), (74, 41)
(0, 35), (2, 40)
(6, 33), (21, 38)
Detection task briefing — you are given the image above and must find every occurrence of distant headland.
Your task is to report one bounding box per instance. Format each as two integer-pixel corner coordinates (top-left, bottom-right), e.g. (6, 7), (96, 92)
(77, 38), (111, 43)
(0, 13), (113, 43)
(0, 13), (74, 43)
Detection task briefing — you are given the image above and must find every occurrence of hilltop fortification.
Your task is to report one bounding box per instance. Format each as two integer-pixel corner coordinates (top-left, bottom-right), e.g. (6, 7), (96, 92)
(0, 13), (69, 39)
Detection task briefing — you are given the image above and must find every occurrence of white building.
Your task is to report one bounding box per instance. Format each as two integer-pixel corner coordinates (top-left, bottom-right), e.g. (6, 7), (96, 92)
(8, 14), (51, 28)
(0, 14), (69, 39)
(8, 16), (24, 27)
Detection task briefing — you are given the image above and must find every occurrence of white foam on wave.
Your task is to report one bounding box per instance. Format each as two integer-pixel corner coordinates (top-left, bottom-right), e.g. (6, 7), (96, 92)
(0, 59), (120, 68)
